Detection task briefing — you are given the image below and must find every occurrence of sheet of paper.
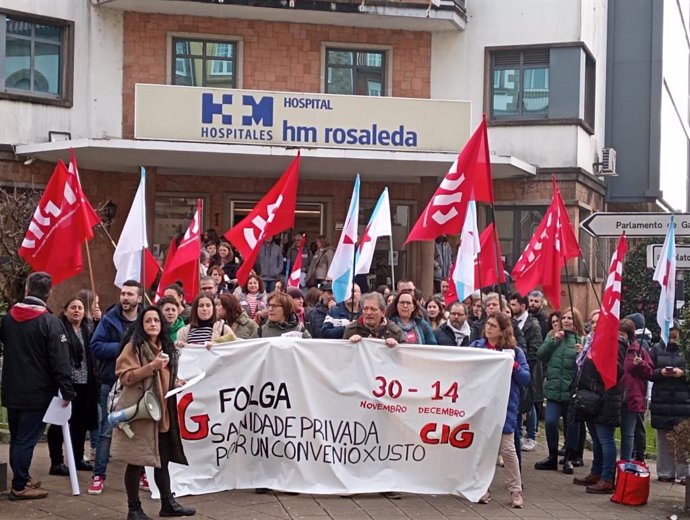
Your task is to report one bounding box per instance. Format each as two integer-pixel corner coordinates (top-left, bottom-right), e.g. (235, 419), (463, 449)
(43, 396), (72, 425)
(165, 371), (206, 398)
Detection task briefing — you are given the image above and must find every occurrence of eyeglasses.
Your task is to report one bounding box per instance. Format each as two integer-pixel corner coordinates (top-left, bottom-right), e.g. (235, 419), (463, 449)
(485, 322), (499, 329)
(362, 306), (381, 312)
(449, 312), (466, 317)
(267, 303), (282, 309)
(398, 301), (413, 306)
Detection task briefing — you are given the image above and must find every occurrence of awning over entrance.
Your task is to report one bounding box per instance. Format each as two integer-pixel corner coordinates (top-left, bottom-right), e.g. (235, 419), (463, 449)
(15, 138), (536, 180)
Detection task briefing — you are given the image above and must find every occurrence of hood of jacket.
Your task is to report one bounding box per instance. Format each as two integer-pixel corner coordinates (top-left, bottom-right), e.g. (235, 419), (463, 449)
(9, 297), (49, 322)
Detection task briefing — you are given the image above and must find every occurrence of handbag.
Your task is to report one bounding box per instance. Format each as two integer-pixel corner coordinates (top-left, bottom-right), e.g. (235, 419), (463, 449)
(572, 388), (602, 419)
(611, 460), (650, 506)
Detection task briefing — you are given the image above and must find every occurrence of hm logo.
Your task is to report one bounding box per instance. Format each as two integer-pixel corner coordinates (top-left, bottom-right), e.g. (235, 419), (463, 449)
(201, 93), (273, 126)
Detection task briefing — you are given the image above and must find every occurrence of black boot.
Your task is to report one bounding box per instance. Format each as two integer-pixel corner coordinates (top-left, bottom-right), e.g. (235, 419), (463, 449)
(563, 449), (574, 475)
(160, 494), (196, 517)
(127, 500), (153, 520)
(534, 452), (558, 471)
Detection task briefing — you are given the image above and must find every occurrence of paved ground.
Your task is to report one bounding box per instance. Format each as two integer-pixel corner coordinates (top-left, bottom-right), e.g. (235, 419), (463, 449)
(0, 434), (686, 520)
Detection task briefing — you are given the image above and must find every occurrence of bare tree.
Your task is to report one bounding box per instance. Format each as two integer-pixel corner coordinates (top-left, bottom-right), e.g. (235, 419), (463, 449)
(0, 182), (41, 310)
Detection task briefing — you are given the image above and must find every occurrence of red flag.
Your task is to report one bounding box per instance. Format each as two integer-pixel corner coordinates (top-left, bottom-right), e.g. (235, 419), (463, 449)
(444, 261), (458, 306)
(144, 248), (161, 290)
(589, 234), (628, 390)
(405, 115), (494, 244)
(68, 149), (101, 239)
(287, 234), (307, 288)
(19, 161), (94, 285)
(475, 223), (505, 288)
(511, 177), (582, 309)
(225, 154), (300, 287)
(156, 201), (201, 301)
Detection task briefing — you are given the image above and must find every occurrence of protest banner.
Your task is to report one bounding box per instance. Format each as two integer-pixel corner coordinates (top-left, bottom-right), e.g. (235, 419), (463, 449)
(166, 338), (513, 502)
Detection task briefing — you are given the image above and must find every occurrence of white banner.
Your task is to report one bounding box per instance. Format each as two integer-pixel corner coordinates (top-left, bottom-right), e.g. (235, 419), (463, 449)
(167, 338), (512, 502)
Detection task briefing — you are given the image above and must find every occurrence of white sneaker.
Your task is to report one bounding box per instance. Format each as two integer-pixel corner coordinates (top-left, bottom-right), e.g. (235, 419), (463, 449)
(522, 438), (537, 452)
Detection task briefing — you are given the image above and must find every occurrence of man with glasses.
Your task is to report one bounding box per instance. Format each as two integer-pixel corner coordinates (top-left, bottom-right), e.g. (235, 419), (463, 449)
(343, 292), (403, 346)
(434, 301), (471, 347)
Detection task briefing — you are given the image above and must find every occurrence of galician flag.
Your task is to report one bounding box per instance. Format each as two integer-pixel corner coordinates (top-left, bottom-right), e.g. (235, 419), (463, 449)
(653, 215), (676, 345)
(355, 188), (392, 275)
(450, 201), (480, 301)
(328, 175), (360, 303)
(113, 168), (148, 287)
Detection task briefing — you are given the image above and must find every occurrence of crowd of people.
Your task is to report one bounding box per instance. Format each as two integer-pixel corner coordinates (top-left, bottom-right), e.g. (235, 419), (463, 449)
(1, 229), (688, 517)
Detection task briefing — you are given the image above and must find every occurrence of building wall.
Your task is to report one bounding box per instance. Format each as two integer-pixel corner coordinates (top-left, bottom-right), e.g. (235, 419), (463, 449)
(0, 1), (124, 145)
(605, 0), (689, 212)
(121, 12), (432, 138)
(430, 0), (608, 174)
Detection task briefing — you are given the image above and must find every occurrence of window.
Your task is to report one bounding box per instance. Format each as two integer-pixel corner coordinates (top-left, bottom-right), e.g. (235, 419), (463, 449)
(488, 44), (596, 131)
(172, 38), (236, 88)
(490, 206), (547, 272)
(154, 194), (208, 255)
(325, 49), (385, 96)
(492, 205), (602, 280)
(1, 11), (72, 104)
(491, 49), (549, 119)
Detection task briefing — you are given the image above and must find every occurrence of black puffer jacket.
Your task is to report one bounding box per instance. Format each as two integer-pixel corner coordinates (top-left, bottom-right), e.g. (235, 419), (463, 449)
(650, 341), (690, 430)
(1, 297), (76, 409)
(576, 334), (627, 426)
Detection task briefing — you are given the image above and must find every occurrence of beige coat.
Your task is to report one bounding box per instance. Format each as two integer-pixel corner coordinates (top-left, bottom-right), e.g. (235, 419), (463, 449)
(111, 341), (188, 468)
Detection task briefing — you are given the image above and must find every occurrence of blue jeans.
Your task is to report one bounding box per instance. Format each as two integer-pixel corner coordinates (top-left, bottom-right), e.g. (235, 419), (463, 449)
(620, 405), (640, 461)
(526, 404), (537, 440)
(7, 408), (47, 491)
(544, 400), (569, 454)
(93, 382), (114, 478)
(589, 421), (617, 482)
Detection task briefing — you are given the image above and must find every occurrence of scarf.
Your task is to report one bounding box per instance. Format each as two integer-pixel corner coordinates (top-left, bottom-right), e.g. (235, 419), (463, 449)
(61, 316), (85, 369)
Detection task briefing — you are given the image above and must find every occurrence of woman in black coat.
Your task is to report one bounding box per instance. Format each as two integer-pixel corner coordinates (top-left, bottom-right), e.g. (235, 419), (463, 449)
(650, 322), (690, 483)
(571, 319), (628, 494)
(47, 296), (99, 475)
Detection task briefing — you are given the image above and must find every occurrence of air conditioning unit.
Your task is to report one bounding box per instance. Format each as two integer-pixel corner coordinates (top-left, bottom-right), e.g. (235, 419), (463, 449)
(599, 147), (617, 175)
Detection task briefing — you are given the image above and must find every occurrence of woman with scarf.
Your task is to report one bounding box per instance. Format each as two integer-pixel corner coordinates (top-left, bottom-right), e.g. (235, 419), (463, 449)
(112, 306), (195, 520)
(386, 291), (437, 345)
(238, 273), (268, 322)
(259, 292), (311, 338)
(470, 312), (530, 508)
(47, 296), (99, 475)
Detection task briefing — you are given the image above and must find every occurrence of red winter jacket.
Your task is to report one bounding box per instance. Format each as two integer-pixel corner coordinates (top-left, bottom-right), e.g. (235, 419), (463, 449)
(621, 340), (654, 413)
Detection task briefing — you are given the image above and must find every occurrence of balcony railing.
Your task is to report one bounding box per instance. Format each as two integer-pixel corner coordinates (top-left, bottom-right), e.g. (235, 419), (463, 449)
(93, 0), (467, 31)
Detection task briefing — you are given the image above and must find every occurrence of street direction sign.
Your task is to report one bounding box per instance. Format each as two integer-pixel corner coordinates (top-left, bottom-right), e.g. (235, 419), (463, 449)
(580, 212), (690, 237)
(646, 244), (690, 270)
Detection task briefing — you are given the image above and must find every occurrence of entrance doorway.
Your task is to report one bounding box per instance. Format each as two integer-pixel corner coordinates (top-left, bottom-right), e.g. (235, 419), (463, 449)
(228, 200), (327, 252)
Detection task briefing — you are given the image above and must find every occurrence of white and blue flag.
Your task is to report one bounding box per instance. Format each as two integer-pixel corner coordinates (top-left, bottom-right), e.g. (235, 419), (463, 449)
(328, 175), (360, 303)
(653, 215), (676, 345)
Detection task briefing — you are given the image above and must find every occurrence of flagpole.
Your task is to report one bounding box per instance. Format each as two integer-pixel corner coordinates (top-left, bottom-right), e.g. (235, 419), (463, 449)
(488, 204), (507, 300)
(198, 199), (203, 294)
(563, 258), (575, 312)
(389, 237), (396, 291)
(83, 238), (97, 296)
(475, 236), (484, 297)
(351, 234), (357, 321)
(580, 254), (602, 308)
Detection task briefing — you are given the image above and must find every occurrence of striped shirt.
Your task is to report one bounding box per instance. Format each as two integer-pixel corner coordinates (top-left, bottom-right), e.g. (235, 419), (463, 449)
(187, 326), (213, 345)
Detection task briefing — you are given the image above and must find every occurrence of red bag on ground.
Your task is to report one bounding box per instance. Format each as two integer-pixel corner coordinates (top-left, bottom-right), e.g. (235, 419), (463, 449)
(611, 460), (650, 506)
